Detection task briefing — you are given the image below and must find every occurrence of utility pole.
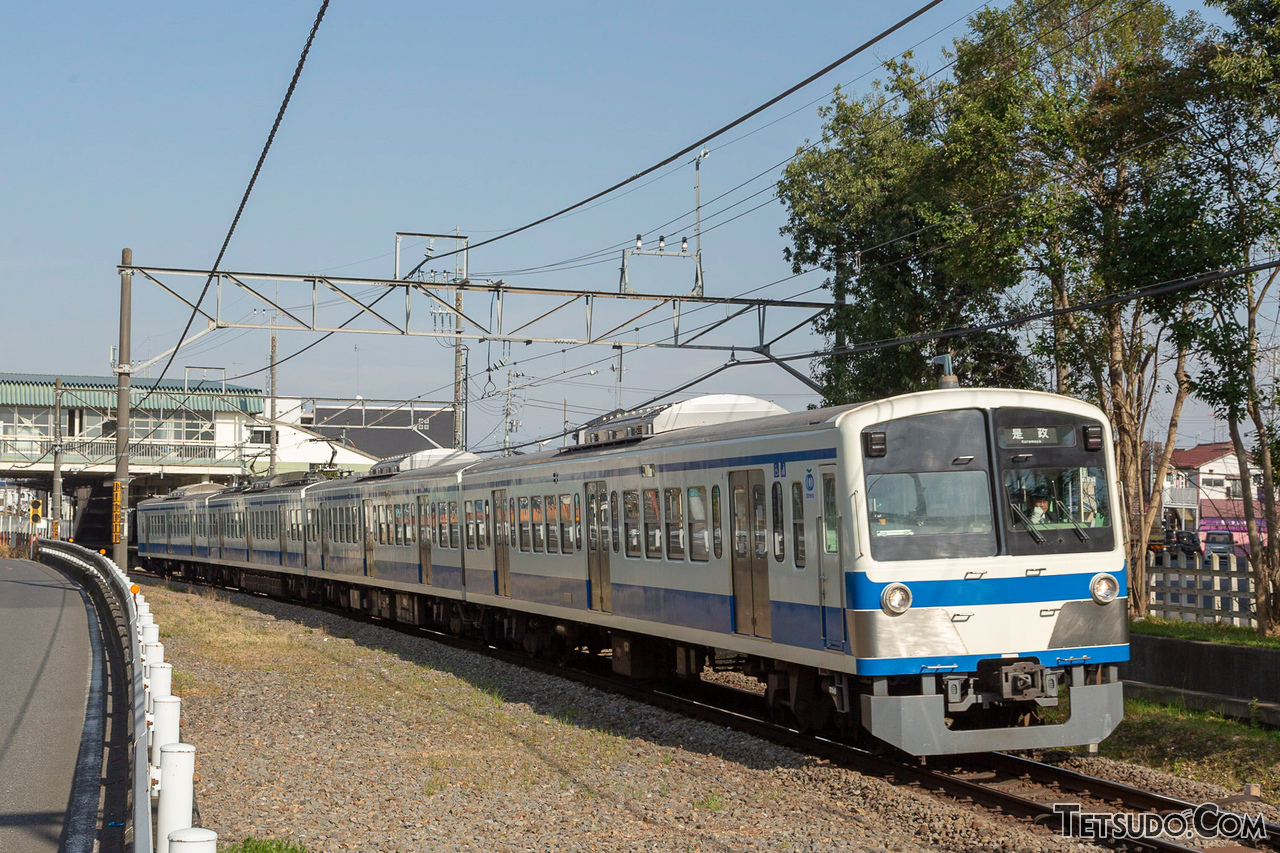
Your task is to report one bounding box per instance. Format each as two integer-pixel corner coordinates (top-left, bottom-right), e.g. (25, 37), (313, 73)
(52, 377), (62, 540)
(114, 248), (133, 569)
(268, 328), (278, 476)
(502, 370), (521, 455)
(453, 228), (466, 451)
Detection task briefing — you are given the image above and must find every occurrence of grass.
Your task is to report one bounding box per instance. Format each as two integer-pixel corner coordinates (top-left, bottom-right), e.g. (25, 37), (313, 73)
(693, 793), (724, 812)
(1093, 697), (1280, 800)
(219, 838), (308, 853)
(1130, 616), (1280, 650)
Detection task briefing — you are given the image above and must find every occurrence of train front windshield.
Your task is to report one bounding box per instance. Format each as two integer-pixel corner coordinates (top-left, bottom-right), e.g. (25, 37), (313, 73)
(863, 407), (1114, 560)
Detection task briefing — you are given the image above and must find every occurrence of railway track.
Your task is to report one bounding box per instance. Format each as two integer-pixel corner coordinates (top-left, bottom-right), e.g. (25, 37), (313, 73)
(144, 571), (1276, 853)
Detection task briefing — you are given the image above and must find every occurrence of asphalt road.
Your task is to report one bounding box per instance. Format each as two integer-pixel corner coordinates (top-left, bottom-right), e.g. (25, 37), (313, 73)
(0, 558), (95, 853)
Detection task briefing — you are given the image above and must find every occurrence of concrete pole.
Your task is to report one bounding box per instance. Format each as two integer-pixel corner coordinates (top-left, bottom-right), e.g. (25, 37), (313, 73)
(168, 828), (217, 852)
(151, 695), (181, 768)
(453, 287), (464, 450)
(52, 378), (62, 539)
(268, 330), (278, 477)
(114, 249), (133, 570)
(156, 743), (196, 853)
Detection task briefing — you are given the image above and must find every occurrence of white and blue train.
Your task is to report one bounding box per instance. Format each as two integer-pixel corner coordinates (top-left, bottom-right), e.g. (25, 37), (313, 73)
(136, 389), (1127, 755)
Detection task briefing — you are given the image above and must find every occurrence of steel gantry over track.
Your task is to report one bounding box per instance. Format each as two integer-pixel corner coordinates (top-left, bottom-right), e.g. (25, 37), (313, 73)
(121, 261), (834, 392)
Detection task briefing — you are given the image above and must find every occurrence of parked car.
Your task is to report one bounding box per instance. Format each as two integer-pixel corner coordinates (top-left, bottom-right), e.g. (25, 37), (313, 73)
(1204, 531), (1235, 556)
(1173, 530), (1202, 557)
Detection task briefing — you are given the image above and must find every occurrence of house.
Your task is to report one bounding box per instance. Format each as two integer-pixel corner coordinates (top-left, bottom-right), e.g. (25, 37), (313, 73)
(1165, 441), (1264, 548)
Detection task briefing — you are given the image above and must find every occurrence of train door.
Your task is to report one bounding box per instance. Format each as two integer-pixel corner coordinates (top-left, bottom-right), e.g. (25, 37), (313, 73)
(729, 469), (771, 638)
(417, 495), (433, 585)
(319, 505), (330, 571)
(278, 505), (288, 565)
(585, 481), (612, 612)
(492, 489), (510, 595)
(362, 499), (375, 576)
(818, 465), (846, 650)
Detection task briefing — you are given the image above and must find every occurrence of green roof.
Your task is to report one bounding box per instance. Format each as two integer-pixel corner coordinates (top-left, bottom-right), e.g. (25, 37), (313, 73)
(0, 373), (264, 414)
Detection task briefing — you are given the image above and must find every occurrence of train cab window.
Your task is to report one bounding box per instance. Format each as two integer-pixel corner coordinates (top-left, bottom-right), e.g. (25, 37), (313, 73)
(518, 496), (531, 552)
(791, 482), (807, 568)
(545, 495), (559, 554)
(643, 489), (662, 558)
(664, 488), (684, 560)
(531, 496), (545, 552)
(609, 492), (620, 553)
(771, 481), (785, 562)
(688, 486), (709, 562)
(711, 485), (723, 559)
(623, 491), (641, 558)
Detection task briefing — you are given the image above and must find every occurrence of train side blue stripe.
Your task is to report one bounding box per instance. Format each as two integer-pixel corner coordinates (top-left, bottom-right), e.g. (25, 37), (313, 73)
(848, 568), (1128, 609)
(855, 643), (1129, 676)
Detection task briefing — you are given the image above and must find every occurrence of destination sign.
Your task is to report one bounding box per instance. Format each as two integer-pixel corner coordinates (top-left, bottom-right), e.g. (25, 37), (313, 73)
(998, 425), (1076, 448)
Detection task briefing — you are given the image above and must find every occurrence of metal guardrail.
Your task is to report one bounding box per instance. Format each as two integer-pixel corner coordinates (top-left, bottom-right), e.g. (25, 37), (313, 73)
(37, 539), (154, 853)
(34, 541), (218, 852)
(0, 436), (242, 467)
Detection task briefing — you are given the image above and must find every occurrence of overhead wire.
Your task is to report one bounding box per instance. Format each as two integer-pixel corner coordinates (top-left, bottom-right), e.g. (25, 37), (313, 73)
(136, 0), (331, 407)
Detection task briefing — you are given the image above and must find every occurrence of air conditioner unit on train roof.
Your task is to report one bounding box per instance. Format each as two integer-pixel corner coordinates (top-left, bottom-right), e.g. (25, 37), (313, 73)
(575, 394), (787, 447)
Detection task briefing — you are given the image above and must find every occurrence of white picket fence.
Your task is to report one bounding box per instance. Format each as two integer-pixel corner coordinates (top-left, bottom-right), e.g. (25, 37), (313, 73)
(1147, 551), (1257, 628)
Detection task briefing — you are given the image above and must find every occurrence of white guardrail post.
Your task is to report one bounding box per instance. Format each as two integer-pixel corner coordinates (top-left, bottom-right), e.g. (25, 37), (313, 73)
(30, 540), (215, 853)
(157, 743), (197, 853)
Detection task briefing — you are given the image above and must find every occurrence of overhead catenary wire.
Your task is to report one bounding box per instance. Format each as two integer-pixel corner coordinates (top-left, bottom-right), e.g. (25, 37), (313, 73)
(136, 0), (331, 408)
(401, 0), (950, 280)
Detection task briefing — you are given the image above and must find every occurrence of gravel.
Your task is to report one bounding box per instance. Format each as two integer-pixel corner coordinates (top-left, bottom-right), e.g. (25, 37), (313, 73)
(146, 581), (1113, 852)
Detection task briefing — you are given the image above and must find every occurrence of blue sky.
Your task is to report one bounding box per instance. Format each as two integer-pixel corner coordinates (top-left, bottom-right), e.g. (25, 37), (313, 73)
(1, 1), (1230, 449)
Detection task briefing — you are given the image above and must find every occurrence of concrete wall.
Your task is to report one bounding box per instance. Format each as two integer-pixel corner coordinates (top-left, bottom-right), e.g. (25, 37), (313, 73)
(1121, 633), (1280, 705)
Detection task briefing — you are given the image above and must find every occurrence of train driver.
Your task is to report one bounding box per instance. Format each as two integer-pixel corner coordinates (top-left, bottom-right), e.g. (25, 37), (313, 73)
(1029, 493), (1051, 524)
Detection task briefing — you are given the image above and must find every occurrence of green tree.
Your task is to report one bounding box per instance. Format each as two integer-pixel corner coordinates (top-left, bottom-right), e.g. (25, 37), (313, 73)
(778, 0), (1226, 614)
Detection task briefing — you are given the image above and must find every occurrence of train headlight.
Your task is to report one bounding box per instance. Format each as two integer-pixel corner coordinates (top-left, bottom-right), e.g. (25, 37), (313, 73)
(881, 583), (912, 615)
(1090, 573), (1119, 605)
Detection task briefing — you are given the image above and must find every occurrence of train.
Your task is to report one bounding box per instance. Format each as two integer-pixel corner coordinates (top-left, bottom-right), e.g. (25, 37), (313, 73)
(135, 388), (1127, 755)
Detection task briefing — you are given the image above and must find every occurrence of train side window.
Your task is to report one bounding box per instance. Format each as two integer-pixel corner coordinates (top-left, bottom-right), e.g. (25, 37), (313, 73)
(518, 496), (531, 552)
(609, 492), (620, 553)
(643, 489), (662, 558)
(772, 481), (785, 562)
(436, 502), (447, 548)
(464, 501), (475, 550)
(664, 488), (685, 560)
(559, 494), (574, 553)
(574, 494), (582, 550)
(478, 500), (489, 550)
(545, 494), (559, 554)
(405, 504), (416, 545)
(509, 499), (517, 550)
(531, 495), (545, 552)
(711, 485), (723, 559)
(448, 501), (459, 549)
(822, 474), (839, 554)
(791, 482), (807, 568)
(623, 491), (641, 557)
(688, 486), (709, 562)
(397, 504), (406, 546)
